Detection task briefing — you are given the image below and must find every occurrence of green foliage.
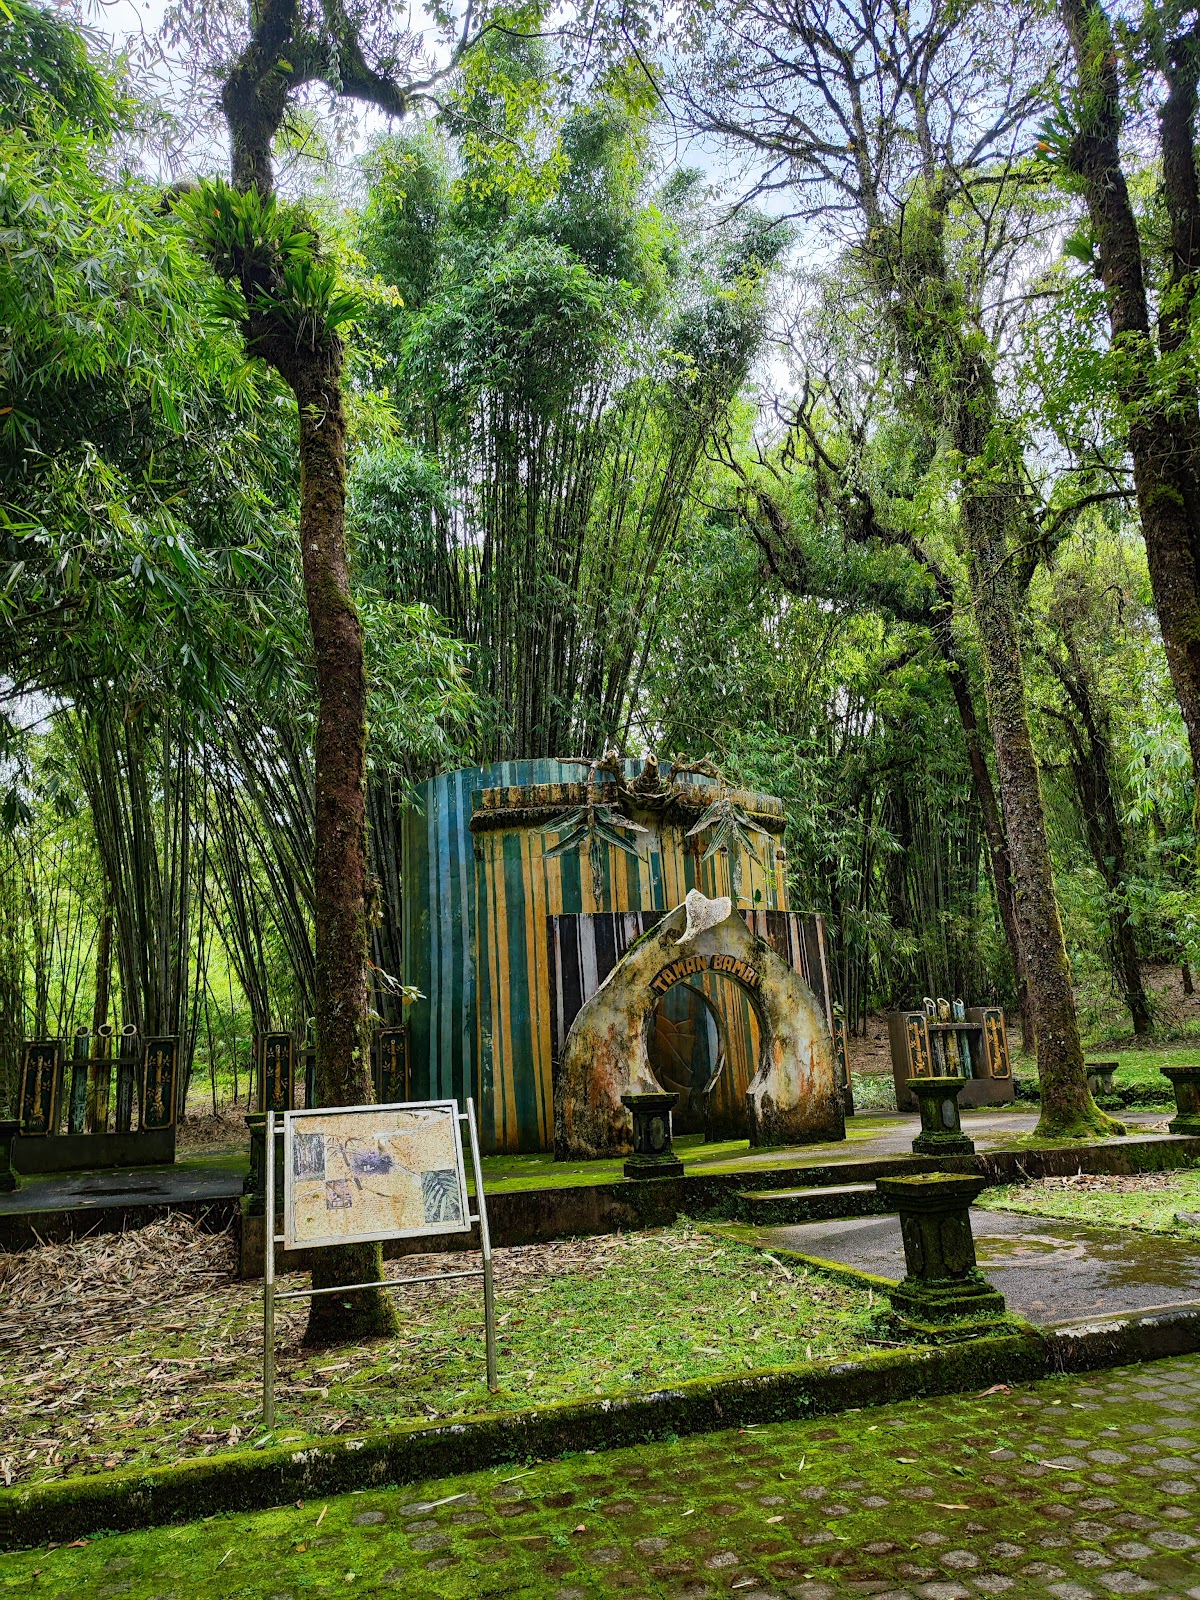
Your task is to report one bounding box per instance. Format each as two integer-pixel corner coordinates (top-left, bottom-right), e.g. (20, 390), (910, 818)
(186, 180), (363, 348)
(352, 71), (782, 761)
(639, 513), (1007, 1014)
(0, 0), (124, 131)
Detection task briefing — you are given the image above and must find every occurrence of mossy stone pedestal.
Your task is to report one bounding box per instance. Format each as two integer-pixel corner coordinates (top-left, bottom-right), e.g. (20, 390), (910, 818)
(0, 1117), (18, 1192)
(877, 1172), (1005, 1324)
(621, 1092), (684, 1180)
(1162, 1065), (1200, 1135)
(1087, 1061), (1118, 1098)
(906, 1076), (975, 1156)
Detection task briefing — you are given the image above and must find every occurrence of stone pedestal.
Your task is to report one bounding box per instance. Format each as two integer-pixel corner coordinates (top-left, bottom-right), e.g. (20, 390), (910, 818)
(0, 1118), (18, 1192)
(1162, 1065), (1200, 1135)
(877, 1172), (1005, 1323)
(906, 1076), (974, 1156)
(1086, 1060), (1118, 1097)
(621, 1092), (684, 1180)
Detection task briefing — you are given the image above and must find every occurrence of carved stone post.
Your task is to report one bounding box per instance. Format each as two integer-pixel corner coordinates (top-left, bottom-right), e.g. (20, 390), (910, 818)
(876, 1173), (1005, 1323)
(115, 1024), (139, 1133)
(1086, 1060), (1118, 1098)
(1162, 1066), (1200, 1136)
(907, 1075), (974, 1156)
(621, 1091), (684, 1179)
(67, 1029), (89, 1136)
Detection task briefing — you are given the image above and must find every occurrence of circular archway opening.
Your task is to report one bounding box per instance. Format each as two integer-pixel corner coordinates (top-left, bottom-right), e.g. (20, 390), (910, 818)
(646, 973), (763, 1140)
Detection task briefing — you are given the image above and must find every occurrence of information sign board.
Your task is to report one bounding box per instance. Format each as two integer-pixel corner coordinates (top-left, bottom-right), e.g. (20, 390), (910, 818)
(282, 1100), (470, 1250)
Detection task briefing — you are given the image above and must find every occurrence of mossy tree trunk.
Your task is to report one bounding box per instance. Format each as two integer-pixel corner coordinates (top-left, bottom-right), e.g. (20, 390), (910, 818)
(958, 456), (1114, 1136)
(209, 0), (415, 1346)
(1042, 645), (1151, 1037)
(877, 197), (1119, 1140)
(279, 351), (394, 1345)
(1060, 0), (1200, 786)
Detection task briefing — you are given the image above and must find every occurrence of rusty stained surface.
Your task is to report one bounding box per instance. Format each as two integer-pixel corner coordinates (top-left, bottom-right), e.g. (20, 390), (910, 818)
(555, 897), (844, 1159)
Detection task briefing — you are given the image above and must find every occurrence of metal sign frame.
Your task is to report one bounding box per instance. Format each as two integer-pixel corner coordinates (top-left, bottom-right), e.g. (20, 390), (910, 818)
(263, 1096), (497, 1427)
(280, 1098), (471, 1250)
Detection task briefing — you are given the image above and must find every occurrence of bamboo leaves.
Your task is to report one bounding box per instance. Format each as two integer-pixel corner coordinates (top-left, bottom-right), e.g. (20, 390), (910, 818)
(684, 792), (770, 903)
(546, 800), (650, 902)
(547, 801), (650, 858)
(685, 795), (769, 871)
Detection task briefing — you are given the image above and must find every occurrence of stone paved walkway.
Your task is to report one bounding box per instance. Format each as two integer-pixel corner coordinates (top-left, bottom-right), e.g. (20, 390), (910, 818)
(8, 1353), (1200, 1599)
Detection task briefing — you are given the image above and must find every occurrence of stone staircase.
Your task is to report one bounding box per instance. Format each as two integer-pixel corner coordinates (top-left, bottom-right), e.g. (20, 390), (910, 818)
(737, 1180), (893, 1226)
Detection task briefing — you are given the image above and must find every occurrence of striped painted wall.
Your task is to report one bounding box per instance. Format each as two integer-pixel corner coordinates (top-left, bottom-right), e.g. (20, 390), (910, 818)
(401, 760), (795, 1153)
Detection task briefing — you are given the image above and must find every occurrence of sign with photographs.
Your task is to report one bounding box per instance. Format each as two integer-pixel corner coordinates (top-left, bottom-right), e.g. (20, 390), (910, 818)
(282, 1100), (470, 1250)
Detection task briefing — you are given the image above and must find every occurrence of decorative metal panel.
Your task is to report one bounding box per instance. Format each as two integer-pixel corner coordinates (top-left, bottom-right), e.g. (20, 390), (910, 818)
(140, 1038), (179, 1131)
(19, 1040), (62, 1136)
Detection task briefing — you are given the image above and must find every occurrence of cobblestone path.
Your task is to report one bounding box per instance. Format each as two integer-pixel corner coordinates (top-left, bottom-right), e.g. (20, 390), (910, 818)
(8, 1354), (1200, 1599)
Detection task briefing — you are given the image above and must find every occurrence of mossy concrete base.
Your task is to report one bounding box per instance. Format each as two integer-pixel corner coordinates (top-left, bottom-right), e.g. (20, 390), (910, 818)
(888, 1272), (1006, 1322)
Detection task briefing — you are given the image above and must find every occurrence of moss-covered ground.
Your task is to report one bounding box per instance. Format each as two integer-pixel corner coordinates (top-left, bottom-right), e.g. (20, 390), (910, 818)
(476, 1122), (908, 1193)
(6, 1352), (1200, 1597)
(1011, 1044), (1199, 1111)
(982, 1167), (1200, 1239)
(0, 1220), (887, 1487)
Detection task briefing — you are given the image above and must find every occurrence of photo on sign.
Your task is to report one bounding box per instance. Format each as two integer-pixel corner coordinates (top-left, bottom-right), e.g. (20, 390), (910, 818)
(282, 1101), (470, 1249)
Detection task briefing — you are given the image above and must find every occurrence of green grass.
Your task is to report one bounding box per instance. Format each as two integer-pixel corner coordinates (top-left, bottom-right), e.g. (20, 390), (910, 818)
(1010, 1043), (1195, 1108)
(981, 1167), (1200, 1237)
(476, 1122), (905, 1193)
(0, 1222), (886, 1486)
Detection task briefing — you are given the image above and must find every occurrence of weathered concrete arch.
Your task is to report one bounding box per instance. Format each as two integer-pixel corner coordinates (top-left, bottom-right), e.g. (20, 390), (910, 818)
(555, 892), (845, 1159)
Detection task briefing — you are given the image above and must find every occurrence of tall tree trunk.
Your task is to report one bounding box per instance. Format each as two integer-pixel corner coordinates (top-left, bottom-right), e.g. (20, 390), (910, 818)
(212, 0), (403, 1349)
(92, 898), (113, 1034)
(1061, 0), (1200, 783)
(940, 634), (1034, 1051)
(867, 181), (1113, 1133)
(1047, 651), (1152, 1036)
(289, 355), (394, 1345)
(961, 472), (1114, 1134)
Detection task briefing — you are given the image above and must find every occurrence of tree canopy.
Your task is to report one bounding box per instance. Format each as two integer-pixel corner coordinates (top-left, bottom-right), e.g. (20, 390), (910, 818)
(7, 0), (1200, 1183)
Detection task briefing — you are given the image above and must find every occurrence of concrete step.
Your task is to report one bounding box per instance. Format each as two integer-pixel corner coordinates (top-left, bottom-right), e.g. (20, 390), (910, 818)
(737, 1182), (889, 1225)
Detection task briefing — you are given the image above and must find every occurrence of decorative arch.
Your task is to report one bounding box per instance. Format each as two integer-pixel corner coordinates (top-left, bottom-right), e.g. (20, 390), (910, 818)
(555, 891), (845, 1159)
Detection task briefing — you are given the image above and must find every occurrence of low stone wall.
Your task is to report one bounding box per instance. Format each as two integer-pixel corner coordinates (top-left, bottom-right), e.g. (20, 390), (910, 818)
(237, 1134), (1200, 1278)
